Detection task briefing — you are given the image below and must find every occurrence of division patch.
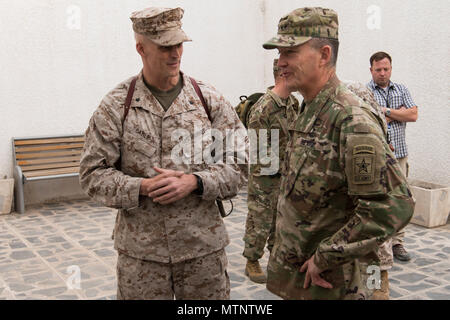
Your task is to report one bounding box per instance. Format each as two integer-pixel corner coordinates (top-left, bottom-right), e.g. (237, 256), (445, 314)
(352, 144), (375, 184)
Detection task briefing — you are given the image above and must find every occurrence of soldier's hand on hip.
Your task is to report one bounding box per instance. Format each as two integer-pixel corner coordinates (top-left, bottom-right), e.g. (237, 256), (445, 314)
(300, 256), (333, 290)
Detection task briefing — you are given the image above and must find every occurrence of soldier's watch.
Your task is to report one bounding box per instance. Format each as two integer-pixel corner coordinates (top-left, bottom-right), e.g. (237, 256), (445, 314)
(193, 174), (204, 195)
(385, 108), (391, 116)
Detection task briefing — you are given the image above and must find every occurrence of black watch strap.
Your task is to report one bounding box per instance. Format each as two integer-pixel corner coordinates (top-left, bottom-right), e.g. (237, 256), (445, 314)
(193, 174), (204, 195)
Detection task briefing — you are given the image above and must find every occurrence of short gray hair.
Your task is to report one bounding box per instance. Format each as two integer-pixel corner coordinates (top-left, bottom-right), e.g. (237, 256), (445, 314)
(308, 38), (339, 67)
(134, 32), (152, 45)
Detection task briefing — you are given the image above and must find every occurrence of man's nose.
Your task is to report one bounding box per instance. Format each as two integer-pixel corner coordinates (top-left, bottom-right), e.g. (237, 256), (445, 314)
(170, 45), (182, 58)
(277, 56), (287, 68)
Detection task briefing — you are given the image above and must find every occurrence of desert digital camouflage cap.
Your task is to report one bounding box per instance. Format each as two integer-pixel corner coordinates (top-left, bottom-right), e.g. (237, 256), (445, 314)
(130, 7), (192, 46)
(263, 7), (339, 50)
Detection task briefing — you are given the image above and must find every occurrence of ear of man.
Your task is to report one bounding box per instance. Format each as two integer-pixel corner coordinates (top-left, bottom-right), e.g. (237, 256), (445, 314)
(135, 33), (150, 58)
(136, 42), (145, 57)
(319, 45), (332, 68)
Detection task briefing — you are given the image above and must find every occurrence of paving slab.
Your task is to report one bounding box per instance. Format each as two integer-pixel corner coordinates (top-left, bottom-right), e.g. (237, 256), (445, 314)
(0, 192), (448, 300)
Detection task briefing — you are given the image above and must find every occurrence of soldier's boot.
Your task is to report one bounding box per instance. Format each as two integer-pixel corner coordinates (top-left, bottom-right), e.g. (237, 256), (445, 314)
(372, 270), (389, 300)
(245, 260), (267, 284)
(393, 244), (411, 261)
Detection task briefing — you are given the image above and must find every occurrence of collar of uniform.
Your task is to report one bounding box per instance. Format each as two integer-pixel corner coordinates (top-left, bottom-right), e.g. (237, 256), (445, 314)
(163, 72), (199, 119)
(267, 87), (285, 109)
(131, 71), (197, 118)
(290, 74), (340, 132)
(287, 94), (299, 113)
(266, 87), (297, 111)
(131, 71), (165, 117)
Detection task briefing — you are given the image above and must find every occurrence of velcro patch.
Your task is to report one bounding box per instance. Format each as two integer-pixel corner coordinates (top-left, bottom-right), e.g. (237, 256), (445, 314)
(353, 145), (375, 184)
(353, 124), (370, 133)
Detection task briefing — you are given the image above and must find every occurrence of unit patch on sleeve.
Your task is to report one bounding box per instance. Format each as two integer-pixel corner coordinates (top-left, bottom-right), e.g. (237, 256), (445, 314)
(353, 144), (375, 184)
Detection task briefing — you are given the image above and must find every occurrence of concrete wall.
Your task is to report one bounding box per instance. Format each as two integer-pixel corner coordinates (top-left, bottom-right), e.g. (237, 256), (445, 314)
(0, 0), (449, 207)
(0, 0), (267, 206)
(263, 0), (450, 187)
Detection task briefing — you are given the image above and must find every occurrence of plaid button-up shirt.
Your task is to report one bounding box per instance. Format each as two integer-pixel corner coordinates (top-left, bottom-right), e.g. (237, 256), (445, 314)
(367, 80), (416, 159)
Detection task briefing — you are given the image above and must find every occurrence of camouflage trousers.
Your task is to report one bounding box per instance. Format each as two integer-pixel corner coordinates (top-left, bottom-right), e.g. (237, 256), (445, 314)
(243, 196), (278, 261)
(378, 238), (394, 271)
(377, 156), (408, 270)
(243, 173), (281, 261)
(267, 251), (373, 300)
(116, 249), (230, 300)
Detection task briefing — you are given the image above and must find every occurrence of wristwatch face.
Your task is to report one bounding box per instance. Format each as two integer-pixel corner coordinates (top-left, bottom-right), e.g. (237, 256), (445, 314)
(386, 108), (391, 116)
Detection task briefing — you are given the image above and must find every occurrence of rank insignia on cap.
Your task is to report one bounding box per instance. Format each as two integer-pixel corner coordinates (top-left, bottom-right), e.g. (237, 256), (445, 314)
(353, 145), (375, 184)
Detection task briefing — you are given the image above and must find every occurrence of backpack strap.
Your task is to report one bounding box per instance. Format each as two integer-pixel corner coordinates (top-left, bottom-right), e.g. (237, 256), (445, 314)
(116, 76), (137, 171)
(190, 77), (212, 123)
(122, 76), (138, 125)
(189, 77), (232, 218)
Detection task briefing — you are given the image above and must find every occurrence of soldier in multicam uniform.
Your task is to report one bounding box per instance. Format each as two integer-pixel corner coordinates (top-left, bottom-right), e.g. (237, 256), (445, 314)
(343, 83), (392, 298)
(263, 7), (415, 300)
(79, 7), (247, 300)
(243, 59), (299, 283)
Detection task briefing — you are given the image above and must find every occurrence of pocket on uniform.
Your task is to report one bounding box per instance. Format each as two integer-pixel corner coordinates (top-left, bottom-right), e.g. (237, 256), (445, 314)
(217, 250), (228, 275)
(284, 148), (309, 197)
(181, 108), (211, 132)
(130, 136), (157, 158)
(120, 132), (159, 177)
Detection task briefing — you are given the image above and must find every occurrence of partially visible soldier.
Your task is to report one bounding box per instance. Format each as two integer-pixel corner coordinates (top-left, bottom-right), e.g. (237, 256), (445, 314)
(344, 83), (393, 299)
(263, 7), (415, 300)
(79, 7), (247, 300)
(344, 81), (388, 132)
(243, 59), (299, 283)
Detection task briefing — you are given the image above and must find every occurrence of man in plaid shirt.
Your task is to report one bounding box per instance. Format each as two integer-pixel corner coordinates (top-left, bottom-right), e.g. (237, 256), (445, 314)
(368, 51), (418, 299)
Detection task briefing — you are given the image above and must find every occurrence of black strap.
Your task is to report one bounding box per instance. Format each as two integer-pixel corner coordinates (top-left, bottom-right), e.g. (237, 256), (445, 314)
(116, 76), (137, 170)
(190, 77), (212, 122)
(375, 85), (393, 109)
(189, 77), (232, 218)
(122, 77), (138, 125)
(375, 85), (394, 146)
(120, 75), (232, 218)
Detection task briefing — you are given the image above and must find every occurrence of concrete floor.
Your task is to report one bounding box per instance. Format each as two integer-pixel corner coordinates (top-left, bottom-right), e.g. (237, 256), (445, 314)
(0, 192), (449, 300)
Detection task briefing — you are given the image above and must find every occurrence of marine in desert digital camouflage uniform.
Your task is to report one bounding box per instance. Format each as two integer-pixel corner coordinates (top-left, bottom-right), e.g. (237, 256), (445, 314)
(263, 7), (415, 300)
(243, 59), (299, 283)
(79, 7), (247, 300)
(345, 81), (388, 133)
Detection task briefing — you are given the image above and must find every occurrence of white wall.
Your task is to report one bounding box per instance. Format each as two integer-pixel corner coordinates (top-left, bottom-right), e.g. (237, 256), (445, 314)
(0, 0), (266, 205)
(1, 0), (449, 201)
(263, 0), (450, 186)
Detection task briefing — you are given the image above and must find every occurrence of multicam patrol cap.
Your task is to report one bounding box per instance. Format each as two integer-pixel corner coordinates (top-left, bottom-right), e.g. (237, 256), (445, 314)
(273, 59), (280, 78)
(130, 7), (192, 46)
(263, 7), (339, 50)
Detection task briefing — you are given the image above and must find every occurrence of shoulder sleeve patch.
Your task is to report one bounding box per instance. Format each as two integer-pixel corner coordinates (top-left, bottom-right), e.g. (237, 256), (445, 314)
(345, 134), (387, 196)
(353, 144), (375, 184)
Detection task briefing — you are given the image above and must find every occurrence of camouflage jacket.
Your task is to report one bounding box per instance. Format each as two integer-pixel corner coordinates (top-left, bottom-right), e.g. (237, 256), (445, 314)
(246, 88), (299, 221)
(80, 71), (248, 263)
(267, 75), (415, 300)
(344, 81), (388, 135)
